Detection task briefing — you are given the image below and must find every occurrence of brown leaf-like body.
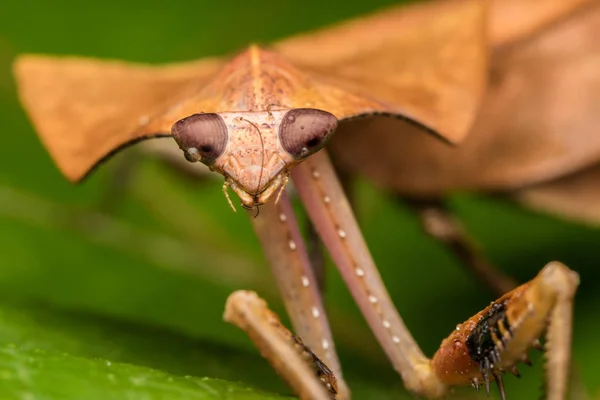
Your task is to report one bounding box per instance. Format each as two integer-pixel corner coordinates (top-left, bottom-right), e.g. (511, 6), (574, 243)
(13, 0), (486, 183)
(329, 0), (600, 197)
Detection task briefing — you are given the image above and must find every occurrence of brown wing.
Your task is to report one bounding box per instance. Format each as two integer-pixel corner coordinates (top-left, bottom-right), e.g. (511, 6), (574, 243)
(328, 0), (600, 197)
(13, 55), (223, 181)
(274, 0), (488, 144)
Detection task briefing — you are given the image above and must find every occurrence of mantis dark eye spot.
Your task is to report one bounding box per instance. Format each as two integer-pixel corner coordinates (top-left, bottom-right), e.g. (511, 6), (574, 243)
(279, 108), (338, 160)
(306, 137), (321, 147)
(171, 113), (228, 165)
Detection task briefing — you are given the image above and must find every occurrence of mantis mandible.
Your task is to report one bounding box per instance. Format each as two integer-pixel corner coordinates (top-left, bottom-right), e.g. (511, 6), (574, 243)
(12, 0), (580, 399)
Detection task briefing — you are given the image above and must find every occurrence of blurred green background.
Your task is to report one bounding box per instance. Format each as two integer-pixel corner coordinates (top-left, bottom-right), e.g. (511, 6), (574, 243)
(0, 0), (599, 399)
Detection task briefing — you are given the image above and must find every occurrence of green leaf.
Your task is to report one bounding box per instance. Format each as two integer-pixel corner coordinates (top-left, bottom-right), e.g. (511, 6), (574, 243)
(0, 345), (287, 400)
(0, 302), (292, 400)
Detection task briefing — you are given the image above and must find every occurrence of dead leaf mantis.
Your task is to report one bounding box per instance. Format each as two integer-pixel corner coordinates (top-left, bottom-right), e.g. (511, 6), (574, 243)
(12, 0), (581, 399)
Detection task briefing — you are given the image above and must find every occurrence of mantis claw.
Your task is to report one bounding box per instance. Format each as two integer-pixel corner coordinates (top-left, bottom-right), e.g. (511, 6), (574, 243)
(432, 261), (579, 400)
(494, 372), (506, 400)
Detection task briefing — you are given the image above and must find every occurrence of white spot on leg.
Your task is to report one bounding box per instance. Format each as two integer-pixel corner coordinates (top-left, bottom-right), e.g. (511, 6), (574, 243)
(338, 229), (346, 238)
(311, 307), (320, 318)
(355, 268), (365, 277)
(383, 320), (391, 329)
(392, 336), (400, 344)
(322, 339), (329, 350)
(301, 276), (309, 287)
(279, 213), (287, 222)
(289, 240), (297, 251)
(312, 170), (320, 178)
(368, 295), (378, 304)
(323, 196), (331, 204)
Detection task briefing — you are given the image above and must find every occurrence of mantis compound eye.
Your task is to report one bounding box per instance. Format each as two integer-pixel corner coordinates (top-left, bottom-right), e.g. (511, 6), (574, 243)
(171, 113), (228, 165)
(279, 108), (338, 159)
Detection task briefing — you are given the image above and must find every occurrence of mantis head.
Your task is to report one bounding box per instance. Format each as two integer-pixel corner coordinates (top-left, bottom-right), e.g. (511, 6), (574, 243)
(172, 108), (338, 210)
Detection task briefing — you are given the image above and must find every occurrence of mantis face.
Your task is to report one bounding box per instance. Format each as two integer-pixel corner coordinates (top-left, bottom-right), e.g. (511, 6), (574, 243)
(171, 108), (338, 210)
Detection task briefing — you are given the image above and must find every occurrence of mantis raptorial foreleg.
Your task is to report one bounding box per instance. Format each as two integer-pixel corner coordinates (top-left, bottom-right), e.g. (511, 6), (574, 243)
(402, 195), (584, 399)
(228, 261), (579, 400)
(288, 151), (581, 399)
(248, 193), (349, 399)
(224, 290), (337, 400)
(291, 150), (446, 397)
(88, 140), (581, 399)
(433, 261), (579, 400)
